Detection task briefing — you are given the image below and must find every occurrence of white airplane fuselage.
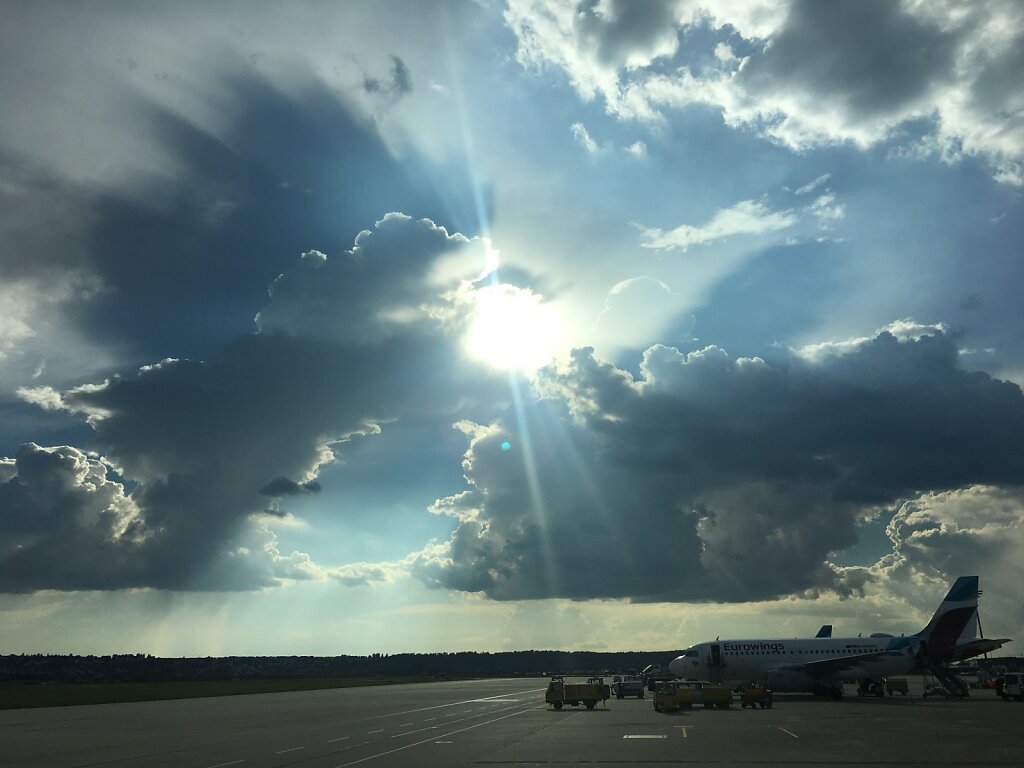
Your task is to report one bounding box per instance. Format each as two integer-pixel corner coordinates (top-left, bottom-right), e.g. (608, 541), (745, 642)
(669, 636), (918, 692)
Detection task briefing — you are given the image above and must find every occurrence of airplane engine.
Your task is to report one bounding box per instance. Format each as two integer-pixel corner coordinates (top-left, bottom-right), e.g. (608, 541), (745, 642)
(766, 670), (816, 692)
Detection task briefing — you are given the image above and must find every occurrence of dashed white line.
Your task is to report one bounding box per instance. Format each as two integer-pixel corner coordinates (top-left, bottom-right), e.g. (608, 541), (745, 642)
(779, 727), (799, 739)
(332, 705), (543, 767)
(424, 717), (437, 722)
(368, 729), (385, 734)
(399, 722), (414, 727)
(388, 701), (525, 740)
(206, 761), (244, 768)
(328, 737), (350, 743)
(276, 746), (305, 754)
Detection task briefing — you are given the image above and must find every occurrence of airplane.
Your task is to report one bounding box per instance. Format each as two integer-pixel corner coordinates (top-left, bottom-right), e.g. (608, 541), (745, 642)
(815, 625), (832, 638)
(668, 576), (1011, 698)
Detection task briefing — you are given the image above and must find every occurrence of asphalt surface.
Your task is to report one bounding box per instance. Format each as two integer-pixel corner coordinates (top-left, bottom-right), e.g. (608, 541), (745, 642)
(1, 676), (1020, 767)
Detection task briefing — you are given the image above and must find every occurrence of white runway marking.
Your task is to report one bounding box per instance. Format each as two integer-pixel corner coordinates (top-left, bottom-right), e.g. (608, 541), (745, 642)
(424, 717), (437, 721)
(434, 740), (453, 744)
(389, 701), (525, 740)
(468, 698), (520, 703)
(779, 727), (799, 738)
(276, 746), (304, 754)
(674, 726), (689, 738)
(328, 737), (350, 743)
(399, 722), (414, 727)
(368, 729), (384, 734)
(371, 688), (546, 719)
(623, 735), (667, 739)
(206, 761), (244, 768)
(332, 705), (543, 767)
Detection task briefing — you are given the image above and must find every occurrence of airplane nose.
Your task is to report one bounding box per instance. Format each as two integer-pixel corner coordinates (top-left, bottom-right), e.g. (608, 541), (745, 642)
(668, 656), (685, 677)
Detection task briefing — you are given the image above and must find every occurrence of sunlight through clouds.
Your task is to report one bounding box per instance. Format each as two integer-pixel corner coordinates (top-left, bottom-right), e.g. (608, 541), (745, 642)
(464, 284), (564, 371)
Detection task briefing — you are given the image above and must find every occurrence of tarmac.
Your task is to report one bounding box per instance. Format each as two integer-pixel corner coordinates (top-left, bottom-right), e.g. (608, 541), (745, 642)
(1, 676), (1019, 767)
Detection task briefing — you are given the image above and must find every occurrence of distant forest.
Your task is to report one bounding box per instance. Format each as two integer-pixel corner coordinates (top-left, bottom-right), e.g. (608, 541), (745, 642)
(0, 651), (684, 685)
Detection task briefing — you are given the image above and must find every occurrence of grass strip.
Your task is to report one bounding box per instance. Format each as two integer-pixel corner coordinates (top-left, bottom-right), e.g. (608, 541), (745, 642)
(0, 676), (453, 710)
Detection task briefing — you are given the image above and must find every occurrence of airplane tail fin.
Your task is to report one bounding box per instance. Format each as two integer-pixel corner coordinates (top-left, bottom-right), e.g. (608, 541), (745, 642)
(914, 576), (979, 663)
(815, 624), (832, 638)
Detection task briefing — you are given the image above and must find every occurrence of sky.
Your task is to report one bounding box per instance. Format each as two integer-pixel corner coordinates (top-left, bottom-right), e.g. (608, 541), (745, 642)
(1, 0), (1022, 657)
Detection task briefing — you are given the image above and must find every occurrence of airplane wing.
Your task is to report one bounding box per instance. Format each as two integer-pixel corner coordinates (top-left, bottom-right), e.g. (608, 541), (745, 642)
(773, 648), (913, 678)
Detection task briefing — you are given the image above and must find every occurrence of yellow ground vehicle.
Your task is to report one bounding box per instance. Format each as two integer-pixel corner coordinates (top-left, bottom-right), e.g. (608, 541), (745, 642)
(739, 684), (773, 709)
(545, 676), (610, 710)
(700, 684), (733, 709)
(653, 681), (695, 712)
(675, 680), (733, 709)
(885, 677), (909, 695)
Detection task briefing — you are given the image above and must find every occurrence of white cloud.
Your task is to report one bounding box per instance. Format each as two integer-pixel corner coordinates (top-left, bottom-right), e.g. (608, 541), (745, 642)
(794, 173), (832, 196)
(863, 485), (1024, 641)
(330, 560), (406, 588)
(506, 0), (1024, 184)
(626, 139), (648, 157)
(795, 318), (947, 362)
(638, 199), (797, 251)
(570, 121), (599, 153)
(808, 193), (845, 223)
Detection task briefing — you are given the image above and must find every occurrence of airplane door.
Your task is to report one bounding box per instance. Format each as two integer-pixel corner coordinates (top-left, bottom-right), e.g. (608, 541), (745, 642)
(709, 644), (723, 682)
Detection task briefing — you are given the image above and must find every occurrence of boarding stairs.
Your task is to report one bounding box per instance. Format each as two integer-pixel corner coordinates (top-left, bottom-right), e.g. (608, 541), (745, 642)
(925, 661), (970, 698)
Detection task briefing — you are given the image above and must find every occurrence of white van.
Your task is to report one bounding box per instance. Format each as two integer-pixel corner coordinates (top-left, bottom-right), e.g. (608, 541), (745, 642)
(1000, 672), (1024, 701)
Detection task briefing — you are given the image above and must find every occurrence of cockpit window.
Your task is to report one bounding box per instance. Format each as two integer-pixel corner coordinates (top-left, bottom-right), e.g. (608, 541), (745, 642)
(685, 649), (699, 657)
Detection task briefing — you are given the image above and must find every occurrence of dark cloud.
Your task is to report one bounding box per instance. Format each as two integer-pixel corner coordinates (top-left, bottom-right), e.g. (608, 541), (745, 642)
(363, 55), (413, 102)
(960, 293), (982, 311)
(738, 0), (960, 122)
(414, 330), (1024, 602)
(0, 68), (476, 377)
(258, 477), (322, 497)
(575, 0), (681, 68)
(2, 214), (504, 593)
(255, 213), (488, 344)
(0, 443), (147, 591)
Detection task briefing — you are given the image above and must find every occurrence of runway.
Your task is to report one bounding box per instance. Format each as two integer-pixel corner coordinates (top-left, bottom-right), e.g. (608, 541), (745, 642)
(1, 677), (1019, 767)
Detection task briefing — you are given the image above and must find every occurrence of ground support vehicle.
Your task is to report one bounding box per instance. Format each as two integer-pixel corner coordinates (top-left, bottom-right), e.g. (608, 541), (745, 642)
(739, 685), (773, 709)
(613, 674), (645, 699)
(653, 681), (695, 712)
(642, 664), (672, 692)
(702, 685), (733, 709)
(545, 676), (610, 710)
(675, 679), (733, 709)
(885, 677), (909, 695)
(999, 672), (1024, 701)
(857, 679), (885, 697)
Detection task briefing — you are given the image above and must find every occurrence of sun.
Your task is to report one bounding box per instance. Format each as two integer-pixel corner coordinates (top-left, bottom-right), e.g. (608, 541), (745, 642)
(465, 284), (563, 371)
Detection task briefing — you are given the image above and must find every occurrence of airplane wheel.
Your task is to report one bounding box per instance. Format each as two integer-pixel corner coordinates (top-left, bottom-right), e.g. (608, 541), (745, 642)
(553, 701), (562, 710)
